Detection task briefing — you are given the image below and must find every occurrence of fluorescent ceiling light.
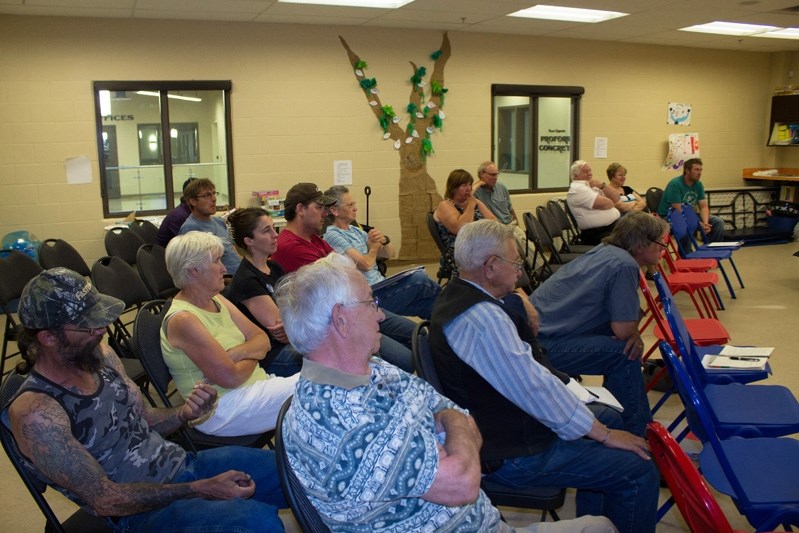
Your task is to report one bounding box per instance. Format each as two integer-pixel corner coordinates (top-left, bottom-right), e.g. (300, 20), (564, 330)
(278, 0), (414, 7)
(508, 5), (627, 23)
(136, 91), (202, 102)
(679, 21), (778, 36)
(755, 28), (799, 40)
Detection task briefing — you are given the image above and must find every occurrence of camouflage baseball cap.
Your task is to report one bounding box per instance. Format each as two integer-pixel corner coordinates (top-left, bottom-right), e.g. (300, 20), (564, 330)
(18, 268), (125, 330)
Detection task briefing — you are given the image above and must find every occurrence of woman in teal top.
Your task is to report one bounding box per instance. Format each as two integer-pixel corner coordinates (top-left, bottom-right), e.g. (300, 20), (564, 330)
(161, 231), (298, 437)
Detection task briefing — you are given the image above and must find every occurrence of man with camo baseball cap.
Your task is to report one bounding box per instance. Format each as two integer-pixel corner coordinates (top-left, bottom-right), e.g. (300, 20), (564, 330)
(18, 267), (124, 331)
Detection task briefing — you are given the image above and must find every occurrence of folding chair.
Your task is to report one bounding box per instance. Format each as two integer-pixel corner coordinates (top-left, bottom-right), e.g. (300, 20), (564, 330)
(37, 239), (91, 277)
(658, 343), (799, 532)
(546, 200), (586, 249)
(104, 226), (145, 266)
(0, 371), (112, 533)
(136, 244), (178, 300)
(668, 207), (743, 299)
(664, 235), (718, 273)
(537, 205), (593, 254)
(655, 259), (722, 319)
(411, 321), (566, 522)
(645, 187), (663, 214)
(682, 204), (740, 249)
(426, 211), (453, 285)
(128, 219), (159, 245)
(132, 300), (275, 451)
(0, 251), (43, 377)
(274, 397), (331, 533)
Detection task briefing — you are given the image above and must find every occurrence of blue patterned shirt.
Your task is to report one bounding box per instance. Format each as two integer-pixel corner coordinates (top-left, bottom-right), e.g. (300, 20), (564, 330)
(323, 225), (384, 286)
(283, 358), (502, 532)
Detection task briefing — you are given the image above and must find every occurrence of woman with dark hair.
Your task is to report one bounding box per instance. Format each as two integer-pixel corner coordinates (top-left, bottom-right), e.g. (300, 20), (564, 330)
(433, 168), (496, 276)
(224, 207), (302, 377)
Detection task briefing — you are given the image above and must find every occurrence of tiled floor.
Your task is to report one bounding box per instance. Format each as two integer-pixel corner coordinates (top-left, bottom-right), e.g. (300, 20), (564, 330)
(1, 240), (797, 531)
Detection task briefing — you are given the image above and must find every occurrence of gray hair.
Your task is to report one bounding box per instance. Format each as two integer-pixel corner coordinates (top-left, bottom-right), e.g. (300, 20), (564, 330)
(604, 212), (669, 255)
(324, 185), (349, 207)
(165, 231), (224, 289)
(454, 219), (514, 272)
(477, 160), (496, 176)
(275, 253), (361, 354)
(570, 160), (589, 180)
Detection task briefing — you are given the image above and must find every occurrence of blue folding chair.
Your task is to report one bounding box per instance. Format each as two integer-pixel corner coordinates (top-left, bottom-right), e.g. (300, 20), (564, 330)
(668, 207), (744, 299)
(658, 342), (799, 532)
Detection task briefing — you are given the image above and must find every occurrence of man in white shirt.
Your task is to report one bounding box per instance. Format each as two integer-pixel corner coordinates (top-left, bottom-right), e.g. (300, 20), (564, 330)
(566, 161), (621, 245)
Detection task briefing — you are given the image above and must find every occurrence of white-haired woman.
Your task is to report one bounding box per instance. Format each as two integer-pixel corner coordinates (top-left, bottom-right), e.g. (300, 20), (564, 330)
(162, 231), (298, 437)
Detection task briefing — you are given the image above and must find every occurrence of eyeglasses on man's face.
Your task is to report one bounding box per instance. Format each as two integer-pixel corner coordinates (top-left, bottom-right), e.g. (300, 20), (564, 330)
(345, 296), (380, 312)
(486, 255), (524, 272)
(62, 326), (106, 335)
(483, 171), (499, 177)
(196, 191), (217, 199)
(648, 239), (669, 250)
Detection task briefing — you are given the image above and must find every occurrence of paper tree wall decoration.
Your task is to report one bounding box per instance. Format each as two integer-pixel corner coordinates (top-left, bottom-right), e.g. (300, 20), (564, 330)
(340, 33), (451, 260)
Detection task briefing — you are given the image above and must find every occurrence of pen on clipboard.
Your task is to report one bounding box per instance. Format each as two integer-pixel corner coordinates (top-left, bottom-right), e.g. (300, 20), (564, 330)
(730, 356), (761, 362)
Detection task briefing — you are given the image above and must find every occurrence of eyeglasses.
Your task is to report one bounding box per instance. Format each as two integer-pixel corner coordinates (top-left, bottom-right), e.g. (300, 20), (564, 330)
(342, 201), (357, 208)
(486, 255), (524, 272)
(648, 239), (669, 250)
(62, 326), (106, 335)
(483, 171), (499, 177)
(344, 296), (380, 312)
(196, 191), (217, 199)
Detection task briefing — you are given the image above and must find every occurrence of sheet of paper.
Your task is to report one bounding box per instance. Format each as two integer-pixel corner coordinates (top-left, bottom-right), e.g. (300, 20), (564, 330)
(706, 241), (743, 247)
(593, 137), (608, 159)
(333, 160), (352, 185)
(719, 346), (774, 358)
(65, 155), (92, 184)
(703, 355), (767, 370)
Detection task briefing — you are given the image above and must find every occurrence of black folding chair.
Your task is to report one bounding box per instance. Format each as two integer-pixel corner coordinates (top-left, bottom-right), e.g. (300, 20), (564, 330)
(645, 187), (664, 214)
(136, 244), (178, 300)
(38, 239), (91, 276)
(104, 227), (145, 266)
(0, 371), (112, 532)
(425, 211), (453, 285)
(128, 219), (159, 245)
(0, 251), (43, 377)
(275, 397), (331, 532)
(411, 321), (565, 521)
(132, 300), (274, 451)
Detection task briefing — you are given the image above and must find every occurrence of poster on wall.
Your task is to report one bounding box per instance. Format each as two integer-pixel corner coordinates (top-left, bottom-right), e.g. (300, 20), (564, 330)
(667, 102), (691, 125)
(662, 133), (700, 171)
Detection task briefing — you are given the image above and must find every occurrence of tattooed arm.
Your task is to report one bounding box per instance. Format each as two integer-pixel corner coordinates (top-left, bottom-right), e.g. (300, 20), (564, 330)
(101, 343), (217, 436)
(8, 390), (253, 517)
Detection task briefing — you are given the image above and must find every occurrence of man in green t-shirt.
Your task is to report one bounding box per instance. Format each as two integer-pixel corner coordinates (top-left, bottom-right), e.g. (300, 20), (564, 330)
(657, 158), (724, 242)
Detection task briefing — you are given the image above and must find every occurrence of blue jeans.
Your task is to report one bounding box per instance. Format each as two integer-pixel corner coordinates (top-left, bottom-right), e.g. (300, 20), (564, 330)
(486, 438), (659, 533)
(538, 333), (651, 437)
(707, 214), (726, 242)
(264, 344), (303, 377)
(114, 447), (286, 532)
(375, 271), (441, 320)
(377, 309), (415, 373)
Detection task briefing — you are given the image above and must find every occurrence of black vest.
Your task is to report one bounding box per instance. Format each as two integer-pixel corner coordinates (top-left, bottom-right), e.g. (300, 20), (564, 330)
(430, 278), (567, 471)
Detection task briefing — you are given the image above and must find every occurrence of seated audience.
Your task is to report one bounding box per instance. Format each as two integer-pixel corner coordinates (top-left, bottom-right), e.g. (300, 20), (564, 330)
(224, 207), (302, 377)
(472, 160), (535, 267)
(567, 160), (621, 245)
(532, 212), (670, 437)
(162, 231), (298, 436)
(5, 268), (286, 532)
(271, 182), (416, 373)
(276, 255), (616, 533)
(605, 163), (646, 214)
(323, 185), (440, 319)
(178, 178), (242, 275)
(429, 220), (658, 533)
(433, 168), (496, 276)
(156, 176), (197, 247)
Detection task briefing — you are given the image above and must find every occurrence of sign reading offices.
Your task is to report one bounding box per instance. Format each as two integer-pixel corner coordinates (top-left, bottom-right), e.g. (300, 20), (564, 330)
(539, 128), (570, 153)
(103, 114), (134, 121)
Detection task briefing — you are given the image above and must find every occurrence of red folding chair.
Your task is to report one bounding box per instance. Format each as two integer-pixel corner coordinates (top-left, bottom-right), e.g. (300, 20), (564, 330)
(665, 235), (717, 273)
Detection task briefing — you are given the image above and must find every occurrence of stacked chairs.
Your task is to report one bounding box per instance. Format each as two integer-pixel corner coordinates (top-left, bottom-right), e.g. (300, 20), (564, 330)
(538, 204), (593, 254)
(668, 207), (744, 299)
(104, 226), (145, 266)
(411, 321), (566, 522)
(658, 342), (799, 532)
(0, 251), (43, 378)
(546, 200), (585, 249)
(37, 238), (91, 277)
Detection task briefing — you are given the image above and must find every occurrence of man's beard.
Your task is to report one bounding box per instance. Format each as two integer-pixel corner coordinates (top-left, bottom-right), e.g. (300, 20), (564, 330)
(55, 330), (104, 373)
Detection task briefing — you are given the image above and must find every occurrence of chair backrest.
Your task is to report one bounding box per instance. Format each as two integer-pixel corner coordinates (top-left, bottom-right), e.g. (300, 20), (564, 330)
(638, 272), (670, 341)
(667, 207), (695, 256)
(657, 342), (750, 505)
(425, 211), (453, 282)
(128, 219), (159, 245)
(411, 321), (446, 394)
(679, 203), (710, 247)
(37, 239), (90, 277)
(132, 300), (172, 404)
(91, 256), (151, 310)
(0, 250), (44, 307)
(275, 397), (331, 533)
(652, 273), (708, 388)
(104, 227), (145, 266)
(646, 421), (735, 533)
(0, 372), (112, 533)
(522, 212), (553, 276)
(136, 244), (178, 300)
(547, 200), (573, 234)
(645, 187), (664, 214)
(536, 206), (570, 263)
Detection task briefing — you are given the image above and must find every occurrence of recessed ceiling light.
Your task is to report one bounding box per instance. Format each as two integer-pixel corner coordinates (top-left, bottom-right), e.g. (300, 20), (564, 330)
(755, 28), (799, 39)
(278, 0), (414, 7)
(508, 5), (627, 23)
(679, 21), (778, 36)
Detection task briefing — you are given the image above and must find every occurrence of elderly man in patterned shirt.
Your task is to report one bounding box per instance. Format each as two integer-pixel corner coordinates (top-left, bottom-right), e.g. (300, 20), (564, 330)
(275, 254), (615, 532)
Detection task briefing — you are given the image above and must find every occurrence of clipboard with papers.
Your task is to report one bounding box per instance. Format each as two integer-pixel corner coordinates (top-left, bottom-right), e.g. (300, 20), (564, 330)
(701, 346), (773, 371)
(565, 379), (624, 412)
(372, 265), (427, 291)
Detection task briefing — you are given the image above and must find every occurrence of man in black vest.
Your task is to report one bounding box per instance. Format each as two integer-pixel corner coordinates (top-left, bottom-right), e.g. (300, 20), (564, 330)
(430, 220), (658, 533)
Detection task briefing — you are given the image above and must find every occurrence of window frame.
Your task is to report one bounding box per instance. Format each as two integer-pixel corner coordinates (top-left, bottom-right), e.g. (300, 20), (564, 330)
(92, 80), (235, 218)
(491, 84), (584, 194)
